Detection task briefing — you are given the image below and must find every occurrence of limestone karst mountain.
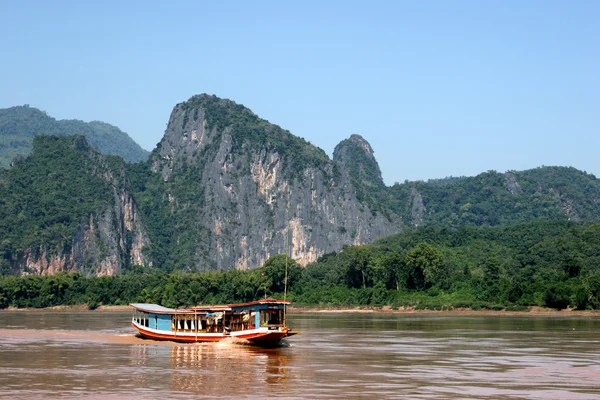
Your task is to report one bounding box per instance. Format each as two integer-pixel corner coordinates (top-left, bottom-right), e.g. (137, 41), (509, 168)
(142, 94), (400, 271)
(1, 94), (599, 275)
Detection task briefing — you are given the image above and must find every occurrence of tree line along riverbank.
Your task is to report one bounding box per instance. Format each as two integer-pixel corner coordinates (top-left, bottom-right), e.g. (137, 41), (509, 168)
(1, 220), (600, 312)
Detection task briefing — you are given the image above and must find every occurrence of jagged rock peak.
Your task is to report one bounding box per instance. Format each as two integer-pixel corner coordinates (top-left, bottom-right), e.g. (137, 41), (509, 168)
(182, 93), (240, 106)
(334, 134), (377, 161)
(147, 96), (399, 270)
(166, 93), (258, 139)
(349, 134), (375, 155)
(155, 93), (331, 181)
(176, 93), (256, 118)
(333, 134), (383, 186)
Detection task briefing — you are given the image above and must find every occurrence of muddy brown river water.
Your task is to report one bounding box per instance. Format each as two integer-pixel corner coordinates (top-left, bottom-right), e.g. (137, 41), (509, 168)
(0, 311), (599, 399)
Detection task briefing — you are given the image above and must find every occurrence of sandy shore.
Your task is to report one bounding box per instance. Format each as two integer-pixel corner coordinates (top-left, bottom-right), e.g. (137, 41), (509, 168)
(2, 304), (600, 317)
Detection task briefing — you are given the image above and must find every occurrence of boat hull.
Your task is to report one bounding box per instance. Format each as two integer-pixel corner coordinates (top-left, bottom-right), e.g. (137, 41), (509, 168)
(131, 322), (290, 345)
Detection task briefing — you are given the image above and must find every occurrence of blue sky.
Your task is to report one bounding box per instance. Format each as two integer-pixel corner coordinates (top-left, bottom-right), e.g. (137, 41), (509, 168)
(1, 1), (598, 184)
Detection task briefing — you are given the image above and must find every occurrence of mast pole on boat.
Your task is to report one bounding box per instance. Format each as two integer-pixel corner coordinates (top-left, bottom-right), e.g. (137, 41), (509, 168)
(283, 194), (289, 325)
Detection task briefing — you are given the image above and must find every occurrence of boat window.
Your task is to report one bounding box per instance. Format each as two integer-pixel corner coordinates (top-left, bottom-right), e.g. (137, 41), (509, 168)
(137, 311), (149, 327)
(249, 310), (256, 329)
(260, 309), (283, 326)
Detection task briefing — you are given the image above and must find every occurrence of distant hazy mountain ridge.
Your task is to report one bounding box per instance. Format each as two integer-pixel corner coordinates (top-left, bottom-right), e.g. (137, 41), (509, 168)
(0, 105), (149, 167)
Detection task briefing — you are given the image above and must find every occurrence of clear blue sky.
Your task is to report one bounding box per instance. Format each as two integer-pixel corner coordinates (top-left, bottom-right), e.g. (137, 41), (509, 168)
(1, 1), (598, 184)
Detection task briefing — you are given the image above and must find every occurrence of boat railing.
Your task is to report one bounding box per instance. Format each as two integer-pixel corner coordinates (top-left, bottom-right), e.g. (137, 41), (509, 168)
(230, 322), (256, 331)
(169, 314), (233, 334)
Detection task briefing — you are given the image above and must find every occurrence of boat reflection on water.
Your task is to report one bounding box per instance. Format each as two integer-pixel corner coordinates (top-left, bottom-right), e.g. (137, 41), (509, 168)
(130, 339), (292, 395)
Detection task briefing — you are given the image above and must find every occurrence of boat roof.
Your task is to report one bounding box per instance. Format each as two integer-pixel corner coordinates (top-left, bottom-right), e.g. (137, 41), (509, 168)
(228, 299), (291, 308)
(130, 303), (198, 314)
(187, 305), (231, 312)
(130, 299), (291, 314)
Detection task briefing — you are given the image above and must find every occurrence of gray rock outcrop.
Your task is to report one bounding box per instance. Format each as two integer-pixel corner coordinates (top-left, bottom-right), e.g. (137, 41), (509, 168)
(150, 94), (402, 269)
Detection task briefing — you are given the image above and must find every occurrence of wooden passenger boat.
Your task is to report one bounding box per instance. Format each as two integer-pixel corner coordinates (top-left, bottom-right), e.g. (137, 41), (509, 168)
(130, 299), (298, 345)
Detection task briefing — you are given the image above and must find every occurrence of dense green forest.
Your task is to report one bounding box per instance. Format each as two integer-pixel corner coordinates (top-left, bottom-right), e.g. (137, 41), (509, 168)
(0, 105), (148, 167)
(0, 135), (119, 273)
(2, 220), (599, 310)
(387, 167), (600, 227)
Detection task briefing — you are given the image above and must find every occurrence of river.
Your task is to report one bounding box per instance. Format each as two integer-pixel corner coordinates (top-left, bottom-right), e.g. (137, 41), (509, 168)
(0, 311), (599, 399)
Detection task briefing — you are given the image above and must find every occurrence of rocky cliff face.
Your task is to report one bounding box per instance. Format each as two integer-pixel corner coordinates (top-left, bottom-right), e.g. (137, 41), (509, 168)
(333, 134), (384, 188)
(67, 187), (149, 276)
(19, 190), (148, 276)
(149, 94), (402, 270)
(2, 136), (149, 276)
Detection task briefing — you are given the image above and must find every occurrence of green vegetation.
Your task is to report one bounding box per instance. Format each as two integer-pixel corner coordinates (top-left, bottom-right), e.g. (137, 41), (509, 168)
(0, 135), (118, 269)
(331, 142), (599, 227)
(179, 95), (331, 180)
(1, 96), (600, 312)
(2, 221), (599, 311)
(387, 167), (600, 227)
(127, 158), (215, 272)
(333, 135), (394, 218)
(0, 105), (148, 167)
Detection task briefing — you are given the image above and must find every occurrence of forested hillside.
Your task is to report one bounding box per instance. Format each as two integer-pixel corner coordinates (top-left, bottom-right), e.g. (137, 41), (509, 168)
(0, 94), (599, 278)
(2, 220), (599, 310)
(388, 167), (600, 227)
(0, 105), (148, 167)
(0, 135), (148, 275)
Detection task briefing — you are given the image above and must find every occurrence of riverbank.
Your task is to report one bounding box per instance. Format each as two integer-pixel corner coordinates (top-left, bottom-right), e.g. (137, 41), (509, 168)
(289, 305), (600, 317)
(2, 305), (132, 312)
(2, 304), (600, 317)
